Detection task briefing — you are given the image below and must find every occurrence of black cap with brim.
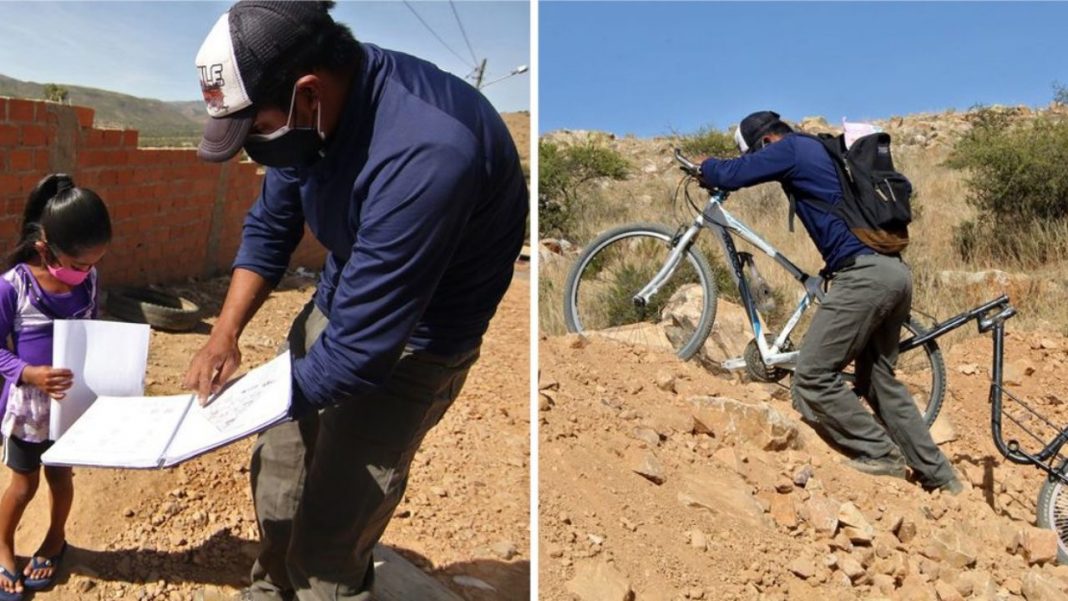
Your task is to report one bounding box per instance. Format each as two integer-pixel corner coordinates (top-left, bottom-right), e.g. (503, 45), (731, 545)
(739, 110), (782, 154)
(198, 107), (254, 162)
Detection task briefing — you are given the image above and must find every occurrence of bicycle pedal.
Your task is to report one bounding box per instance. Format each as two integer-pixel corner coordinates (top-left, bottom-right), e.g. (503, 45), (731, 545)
(721, 357), (747, 371)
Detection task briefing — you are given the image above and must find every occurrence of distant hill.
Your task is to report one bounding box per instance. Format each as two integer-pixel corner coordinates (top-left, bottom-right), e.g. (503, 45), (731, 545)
(0, 74), (530, 155)
(0, 74), (206, 146)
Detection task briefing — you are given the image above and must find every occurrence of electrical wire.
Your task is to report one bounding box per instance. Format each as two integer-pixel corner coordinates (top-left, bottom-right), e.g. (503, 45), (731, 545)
(449, 0), (479, 67)
(402, 1), (474, 69)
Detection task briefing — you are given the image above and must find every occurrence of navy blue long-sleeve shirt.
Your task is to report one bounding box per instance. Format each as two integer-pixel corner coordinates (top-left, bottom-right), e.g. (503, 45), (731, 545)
(233, 43), (528, 413)
(698, 133), (873, 273)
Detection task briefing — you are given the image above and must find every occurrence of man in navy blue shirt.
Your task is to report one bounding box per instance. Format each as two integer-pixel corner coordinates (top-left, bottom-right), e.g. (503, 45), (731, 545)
(183, 2), (527, 599)
(699, 111), (960, 495)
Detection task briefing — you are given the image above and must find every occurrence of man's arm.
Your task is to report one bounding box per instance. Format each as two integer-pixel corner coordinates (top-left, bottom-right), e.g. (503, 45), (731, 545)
(699, 136), (797, 190)
(290, 142), (479, 415)
(184, 168), (306, 402)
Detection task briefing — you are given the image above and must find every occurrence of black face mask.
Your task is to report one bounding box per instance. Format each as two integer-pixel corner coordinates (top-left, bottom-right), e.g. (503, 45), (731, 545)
(244, 127), (324, 168)
(244, 84), (325, 168)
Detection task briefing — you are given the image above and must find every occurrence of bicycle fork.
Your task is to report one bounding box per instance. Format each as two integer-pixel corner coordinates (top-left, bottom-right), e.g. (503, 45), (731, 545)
(632, 222), (703, 307)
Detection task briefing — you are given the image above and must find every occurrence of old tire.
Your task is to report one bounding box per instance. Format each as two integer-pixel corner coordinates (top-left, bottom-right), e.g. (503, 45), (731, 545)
(106, 287), (202, 332)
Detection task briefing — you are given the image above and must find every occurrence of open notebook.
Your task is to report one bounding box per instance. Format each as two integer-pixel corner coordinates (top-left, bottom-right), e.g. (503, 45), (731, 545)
(50, 320), (151, 439)
(42, 351), (292, 469)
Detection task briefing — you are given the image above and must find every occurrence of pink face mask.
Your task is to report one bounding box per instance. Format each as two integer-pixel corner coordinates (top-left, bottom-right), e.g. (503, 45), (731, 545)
(47, 264), (90, 286)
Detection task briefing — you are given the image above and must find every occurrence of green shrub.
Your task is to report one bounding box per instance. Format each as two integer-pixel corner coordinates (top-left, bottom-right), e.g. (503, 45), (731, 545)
(946, 109), (1068, 263)
(42, 83), (69, 103)
(539, 140), (629, 238)
(676, 125), (740, 160)
(1054, 81), (1068, 106)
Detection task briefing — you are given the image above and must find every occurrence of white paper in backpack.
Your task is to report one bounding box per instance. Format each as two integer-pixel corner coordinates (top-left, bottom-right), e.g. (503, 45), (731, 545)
(842, 118), (883, 150)
(50, 320), (151, 439)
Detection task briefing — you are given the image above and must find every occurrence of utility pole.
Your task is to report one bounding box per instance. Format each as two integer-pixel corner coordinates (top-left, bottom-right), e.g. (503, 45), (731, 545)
(473, 58), (488, 89)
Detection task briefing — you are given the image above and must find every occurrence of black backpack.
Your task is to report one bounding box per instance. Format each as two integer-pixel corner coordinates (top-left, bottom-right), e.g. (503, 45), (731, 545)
(788, 132), (912, 254)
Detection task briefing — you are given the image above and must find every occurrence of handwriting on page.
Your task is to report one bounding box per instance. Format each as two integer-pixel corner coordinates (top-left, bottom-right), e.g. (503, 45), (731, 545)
(44, 395), (190, 468)
(199, 352), (290, 432)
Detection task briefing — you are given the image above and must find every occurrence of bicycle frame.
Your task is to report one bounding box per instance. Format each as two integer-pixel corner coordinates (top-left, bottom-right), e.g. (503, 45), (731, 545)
(633, 189), (824, 370)
(645, 150), (1068, 484)
(901, 295), (1068, 485)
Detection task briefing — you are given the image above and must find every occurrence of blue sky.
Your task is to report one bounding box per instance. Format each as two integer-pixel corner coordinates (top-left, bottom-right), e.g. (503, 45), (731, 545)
(541, 1), (1068, 136)
(0, 1), (530, 112)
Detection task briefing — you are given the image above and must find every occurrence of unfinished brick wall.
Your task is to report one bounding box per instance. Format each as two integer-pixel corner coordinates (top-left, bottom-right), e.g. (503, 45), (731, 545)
(0, 97), (326, 286)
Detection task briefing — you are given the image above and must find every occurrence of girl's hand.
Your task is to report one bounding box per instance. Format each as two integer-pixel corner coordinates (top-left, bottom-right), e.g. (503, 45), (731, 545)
(21, 366), (74, 400)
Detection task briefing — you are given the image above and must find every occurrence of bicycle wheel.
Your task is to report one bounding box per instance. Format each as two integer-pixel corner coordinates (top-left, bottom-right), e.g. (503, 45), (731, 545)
(790, 318), (946, 427)
(897, 319), (947, 427)
(1037, 460), (1068, 565)
(563, 223), (718, 360)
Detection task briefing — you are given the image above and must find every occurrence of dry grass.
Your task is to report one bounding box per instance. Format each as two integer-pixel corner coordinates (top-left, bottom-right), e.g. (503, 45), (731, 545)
(541, 136), (1068, 341)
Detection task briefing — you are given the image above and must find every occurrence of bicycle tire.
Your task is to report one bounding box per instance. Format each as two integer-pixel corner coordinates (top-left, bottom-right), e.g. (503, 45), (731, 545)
(790, 317), (946, 427)
(1036, 459), (1068, 565)
(908, 319), (947, 427)
(562, 223), (718, 360)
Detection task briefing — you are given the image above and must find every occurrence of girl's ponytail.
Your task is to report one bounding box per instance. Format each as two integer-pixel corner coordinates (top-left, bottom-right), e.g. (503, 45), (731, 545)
(23, 173), (72, 227)
(4, 173), (108, 272)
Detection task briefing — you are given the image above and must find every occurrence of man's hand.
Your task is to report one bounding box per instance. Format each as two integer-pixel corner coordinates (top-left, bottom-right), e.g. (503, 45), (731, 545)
(21, 366), (74, 400)
(183, 268), (273, 405)
(184, 333), (242, 405)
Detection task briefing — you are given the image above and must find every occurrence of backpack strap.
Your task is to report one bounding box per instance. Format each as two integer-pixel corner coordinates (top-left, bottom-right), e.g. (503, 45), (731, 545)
(782, 133), (852, 233)
(783, 184), (837, 233)
(786, 189), (797, 233)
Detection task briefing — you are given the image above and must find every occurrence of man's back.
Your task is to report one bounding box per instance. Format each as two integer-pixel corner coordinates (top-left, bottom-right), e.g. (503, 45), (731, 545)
(701, 133), (871, 272)
(237, 43), (527, 403)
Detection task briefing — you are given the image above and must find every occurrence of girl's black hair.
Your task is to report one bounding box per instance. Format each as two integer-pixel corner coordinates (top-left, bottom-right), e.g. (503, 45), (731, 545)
(5, 173), (113, 271)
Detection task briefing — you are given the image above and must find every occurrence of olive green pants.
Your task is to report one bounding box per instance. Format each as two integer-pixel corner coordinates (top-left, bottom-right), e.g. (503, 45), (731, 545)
(792, 254), (955, 487)
(249, 301), (479, 600)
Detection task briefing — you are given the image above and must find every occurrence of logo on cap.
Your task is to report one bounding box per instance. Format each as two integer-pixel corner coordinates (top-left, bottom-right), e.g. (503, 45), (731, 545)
(198, 64), (227, 112)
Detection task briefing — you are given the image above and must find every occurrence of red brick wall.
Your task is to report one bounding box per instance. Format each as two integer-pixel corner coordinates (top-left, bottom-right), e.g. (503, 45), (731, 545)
(0, 97), (326, 286)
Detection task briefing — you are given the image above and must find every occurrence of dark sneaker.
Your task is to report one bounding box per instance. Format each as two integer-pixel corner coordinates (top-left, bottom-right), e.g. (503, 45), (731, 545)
(845, 455), (908, 479)
(934, 477), (964, 496)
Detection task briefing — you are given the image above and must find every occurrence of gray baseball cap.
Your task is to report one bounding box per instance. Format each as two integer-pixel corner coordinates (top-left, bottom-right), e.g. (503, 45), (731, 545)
(194, 1), (334, 162)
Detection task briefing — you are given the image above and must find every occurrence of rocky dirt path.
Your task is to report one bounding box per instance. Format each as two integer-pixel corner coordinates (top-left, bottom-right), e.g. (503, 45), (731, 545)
(539, 316), (1068, 601)
(4, 266), (529, 601)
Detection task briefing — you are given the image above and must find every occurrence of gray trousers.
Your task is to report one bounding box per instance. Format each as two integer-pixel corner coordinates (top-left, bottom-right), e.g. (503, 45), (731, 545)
(793, 254), (955, 487)
(249, 301), (480, 600)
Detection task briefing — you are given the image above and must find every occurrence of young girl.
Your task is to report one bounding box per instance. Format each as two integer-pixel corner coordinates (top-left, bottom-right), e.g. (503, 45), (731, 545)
(0, 174), (110, 599)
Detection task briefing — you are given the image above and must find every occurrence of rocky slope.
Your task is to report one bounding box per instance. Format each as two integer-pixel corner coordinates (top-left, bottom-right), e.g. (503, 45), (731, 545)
(539, 304), (1068, 601)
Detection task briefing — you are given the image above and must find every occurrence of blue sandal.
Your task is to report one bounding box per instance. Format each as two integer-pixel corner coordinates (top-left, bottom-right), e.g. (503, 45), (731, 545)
(0, 565), (22, 601)
(22, 542), (66, 592)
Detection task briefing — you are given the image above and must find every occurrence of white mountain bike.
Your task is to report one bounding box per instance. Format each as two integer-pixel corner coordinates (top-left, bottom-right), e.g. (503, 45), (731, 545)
(562, 148), (946, 425)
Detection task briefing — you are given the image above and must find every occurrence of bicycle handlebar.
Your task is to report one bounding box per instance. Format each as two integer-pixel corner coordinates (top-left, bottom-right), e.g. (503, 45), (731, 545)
(673, 148), (701, 176)
(673, 148), (729, 200)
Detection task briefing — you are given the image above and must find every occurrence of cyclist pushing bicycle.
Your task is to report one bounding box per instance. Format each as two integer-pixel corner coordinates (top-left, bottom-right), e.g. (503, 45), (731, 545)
(699, 110), (962, 494)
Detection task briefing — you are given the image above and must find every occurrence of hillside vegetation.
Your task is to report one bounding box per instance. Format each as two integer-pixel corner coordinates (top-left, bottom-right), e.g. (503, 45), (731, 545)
(539, 104), (1068, 337)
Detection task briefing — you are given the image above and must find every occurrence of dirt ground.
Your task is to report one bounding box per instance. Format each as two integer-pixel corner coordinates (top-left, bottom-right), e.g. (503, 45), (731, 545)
(3, 264), (529, 600)
(539, 310), (1068, 601)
